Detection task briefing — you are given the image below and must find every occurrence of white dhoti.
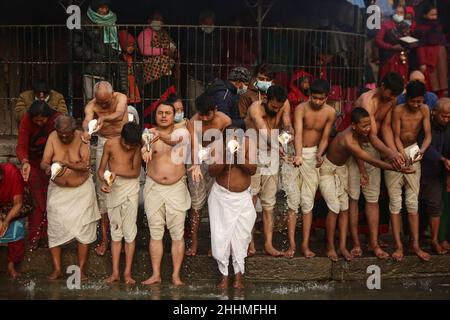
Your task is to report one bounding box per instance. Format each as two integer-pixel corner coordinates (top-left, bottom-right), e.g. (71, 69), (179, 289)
(47, 177), (101, 248)
(144, 176), (191, 241)
(105, 176), (140, 243)
(384, 143), (421, 214)
(319, 156), (349, 214)
(208, 182), (256, 276)
(299, 146), (320, 213)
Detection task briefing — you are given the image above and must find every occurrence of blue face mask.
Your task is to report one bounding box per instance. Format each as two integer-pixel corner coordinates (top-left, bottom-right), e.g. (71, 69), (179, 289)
(255, 80), (272, 93)
(174, 112), (184, 123)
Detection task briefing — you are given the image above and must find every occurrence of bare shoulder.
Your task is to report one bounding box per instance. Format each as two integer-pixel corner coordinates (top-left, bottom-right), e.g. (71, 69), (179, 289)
(48, 130), (58, 141)
(216, 111), (232, 124)
(114, 91), (127, 102)
(324, 104), (337, 117)
(420, 104), (430, 116)
(85, 99), (95, 112)
(249, 101), (263, 116)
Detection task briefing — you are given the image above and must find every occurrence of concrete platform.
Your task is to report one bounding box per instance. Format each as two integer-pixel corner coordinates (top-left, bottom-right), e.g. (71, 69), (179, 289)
(2, 223), (450, 282)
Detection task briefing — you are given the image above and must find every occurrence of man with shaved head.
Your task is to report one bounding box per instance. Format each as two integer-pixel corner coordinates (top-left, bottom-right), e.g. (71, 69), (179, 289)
(419, 98), (450, 255)
(397, 70), (439, 110)
(41, 115), (101, 280)
(82, 81), (128, 256)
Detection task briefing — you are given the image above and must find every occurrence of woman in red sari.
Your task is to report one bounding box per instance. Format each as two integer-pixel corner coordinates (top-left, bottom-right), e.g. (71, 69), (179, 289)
(414, 3), (448, 98)
(16, 101), (60, 250)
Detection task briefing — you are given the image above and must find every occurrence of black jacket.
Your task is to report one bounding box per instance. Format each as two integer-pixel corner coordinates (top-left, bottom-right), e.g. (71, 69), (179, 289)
(73, 14), (128, 94)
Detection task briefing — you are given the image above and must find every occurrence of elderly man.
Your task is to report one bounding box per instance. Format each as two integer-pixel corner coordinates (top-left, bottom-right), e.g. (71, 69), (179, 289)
(82, 81), (128, 256)
(397, 70), (439, 110)
(41, 115), (101, 280)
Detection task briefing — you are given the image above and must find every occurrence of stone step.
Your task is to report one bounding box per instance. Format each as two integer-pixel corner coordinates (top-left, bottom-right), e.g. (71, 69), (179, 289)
(1, 246), (450, 282)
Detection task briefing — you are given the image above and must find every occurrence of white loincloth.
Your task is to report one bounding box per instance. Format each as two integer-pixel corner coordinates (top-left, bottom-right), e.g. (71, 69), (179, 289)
(47, 176), (101, 248)
(208, 182), (256, 276)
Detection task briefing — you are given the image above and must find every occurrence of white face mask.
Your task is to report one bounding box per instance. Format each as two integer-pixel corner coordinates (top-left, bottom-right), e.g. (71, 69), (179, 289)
(392, 14), (404, 23)
(255, 80), (272, 93)
(174, 112), (184, 123)
(150, 20), (163, 31)
(201, 26), (215, 34)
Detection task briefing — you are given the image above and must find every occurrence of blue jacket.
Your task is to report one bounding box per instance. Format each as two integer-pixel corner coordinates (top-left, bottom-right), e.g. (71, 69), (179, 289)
(208, 79), (246, 129)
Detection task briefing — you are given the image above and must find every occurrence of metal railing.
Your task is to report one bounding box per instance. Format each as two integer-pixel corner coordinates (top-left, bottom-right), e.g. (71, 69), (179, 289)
(0, 24), (365, 135)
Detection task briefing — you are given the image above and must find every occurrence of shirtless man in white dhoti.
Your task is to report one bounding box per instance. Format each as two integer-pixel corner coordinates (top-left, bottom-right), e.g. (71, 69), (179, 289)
(98, 122), (142, 284)
(41, 115), (101, 280)
(208, 126), (257, 289)
(186, 93), (232, 256)
(245, 85), (294, 257)
(349, 72), (405, 259)
(282, 79), (336, 258)
(81, 81), (128, 257)
(387, 80), (432, 262)
(141, 101), (191, 286)
(320, 108), (413, 261)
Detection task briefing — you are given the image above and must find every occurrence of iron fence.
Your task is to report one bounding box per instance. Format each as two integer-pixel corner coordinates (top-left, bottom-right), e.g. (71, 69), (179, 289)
(0, 24), (365, 135)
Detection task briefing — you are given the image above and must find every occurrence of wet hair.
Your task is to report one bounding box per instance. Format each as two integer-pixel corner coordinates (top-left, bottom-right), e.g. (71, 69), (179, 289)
(406, 80), (426, 99)
(28, 100), (55, 119)
(121, 122), (141, 145)
(155, 100), (175, 114)
(32, 80), (50, 95)
(381, 72), (404, 96)
(195, 93), (217, 115)
(267, 85), (287, 103)
(55, 115), (76, 131)
(351, 107), (370, 124)
(310, 79), (330, 95)
(253, 63), (275, 80)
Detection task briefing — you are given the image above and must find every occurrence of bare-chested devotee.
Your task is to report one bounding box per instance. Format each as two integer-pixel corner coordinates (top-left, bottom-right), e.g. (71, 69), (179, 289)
(281, 79), (336, 258)
(98, 122), (142, 284)
(245, 85), (294, 257)
(208, 126), (257, 289)
(41, 115), (101, 280)
(81, 81), (128, 257)
(141, 101), (191, 286)
(320, 108), (413, 261)
(348, 72), (405, 259)
(186, 93), (232, 256)
(387, 80), (432, 262)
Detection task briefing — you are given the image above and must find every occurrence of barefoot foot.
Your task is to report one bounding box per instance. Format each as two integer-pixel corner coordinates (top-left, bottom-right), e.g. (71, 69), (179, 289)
(283, 246), (296, 258)
(142, 275), (162, 285)
(301, 246), (316, 258)
(217, 276), (229, 289)
(369, 245), (390, 259)
(350, 246), (362, 257)
(247, 241), (256, 257)
(339, 248), (353, 261)
(233, 273), (245, 289)
(326, 248), (339, 262)
(172, 276), (185, 286)
(124, 274), (136, 285)
(48, 270), (62, 280)
(409, 246), (431, 261)
(392, 248), (404, 262)
(105, 274), (120, 283)
(263, 245), (283, 257)
(431, 241), (448, 255)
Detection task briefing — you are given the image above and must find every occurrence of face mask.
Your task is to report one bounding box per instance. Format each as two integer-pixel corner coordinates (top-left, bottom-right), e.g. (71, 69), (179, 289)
(255, 80), (272, 93)
(201, 26), (215, 34)
(392, 14), (404, 23)
(237, 84), (248, 95)
(404, 19), (412, 26)
(151, 21), (163, 31)
(174, 112), (184, 123)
